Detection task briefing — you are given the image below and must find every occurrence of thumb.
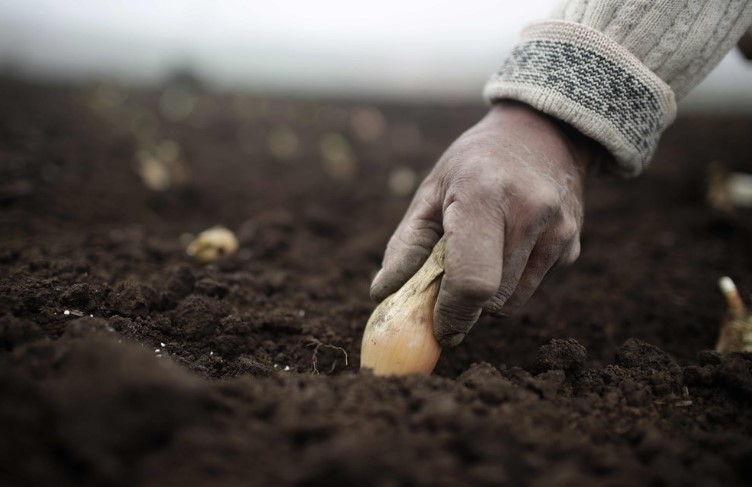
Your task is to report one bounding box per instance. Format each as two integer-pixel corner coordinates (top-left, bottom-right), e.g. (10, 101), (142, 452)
(433, 200), (504, 347)
(370, 192), (442, 302)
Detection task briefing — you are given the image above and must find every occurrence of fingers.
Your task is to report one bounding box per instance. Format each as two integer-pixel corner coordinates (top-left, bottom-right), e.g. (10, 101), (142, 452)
(433, 197), (505, 347)
(490, 225), (581, 316)
(430, 182), (581, 346)
(370, 188), (442, 302)
(482, 217), (542, 316)
(494, 241), (566, 316)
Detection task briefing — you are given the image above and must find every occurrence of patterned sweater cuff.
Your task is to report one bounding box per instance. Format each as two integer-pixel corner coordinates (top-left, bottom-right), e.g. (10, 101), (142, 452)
(484, 20), (677, 177)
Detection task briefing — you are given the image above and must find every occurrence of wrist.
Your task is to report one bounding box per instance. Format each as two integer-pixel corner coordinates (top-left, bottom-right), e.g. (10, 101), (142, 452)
(487, 100), (598, 176)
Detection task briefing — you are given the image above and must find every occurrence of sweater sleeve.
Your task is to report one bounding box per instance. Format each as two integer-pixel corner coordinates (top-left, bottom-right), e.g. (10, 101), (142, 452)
(483, 1), (752, 177)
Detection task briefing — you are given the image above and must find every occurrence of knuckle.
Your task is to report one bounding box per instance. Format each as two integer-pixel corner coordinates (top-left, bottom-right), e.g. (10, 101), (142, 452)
(413, 183), (442, 211)
(527, 188), (561, 216)
(446, 177), (491, 205)
(473, 174), (503, 199)
(563, 240), (581, 265)
(557, 217), (580, 241)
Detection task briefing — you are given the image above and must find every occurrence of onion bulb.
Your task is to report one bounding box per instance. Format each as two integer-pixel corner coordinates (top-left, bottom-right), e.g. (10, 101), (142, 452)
(360, 237), (446, 375)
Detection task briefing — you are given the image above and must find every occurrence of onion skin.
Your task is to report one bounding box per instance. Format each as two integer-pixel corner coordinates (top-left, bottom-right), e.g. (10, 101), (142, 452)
(360, 237), (446, 375)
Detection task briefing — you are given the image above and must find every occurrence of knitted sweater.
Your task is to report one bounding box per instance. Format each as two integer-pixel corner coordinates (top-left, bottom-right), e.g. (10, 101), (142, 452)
(484, 1), (752, 177)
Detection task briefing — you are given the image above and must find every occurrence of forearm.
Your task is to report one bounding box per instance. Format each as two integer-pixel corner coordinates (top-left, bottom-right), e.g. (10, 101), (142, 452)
(485, 1), (752, 177)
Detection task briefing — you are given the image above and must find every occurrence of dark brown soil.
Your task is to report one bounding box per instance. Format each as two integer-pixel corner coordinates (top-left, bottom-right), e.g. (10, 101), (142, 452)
(2, 77), (752, 486)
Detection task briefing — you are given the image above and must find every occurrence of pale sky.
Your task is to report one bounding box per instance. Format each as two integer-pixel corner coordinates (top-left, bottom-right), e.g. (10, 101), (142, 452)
(1, 0), (750, 110)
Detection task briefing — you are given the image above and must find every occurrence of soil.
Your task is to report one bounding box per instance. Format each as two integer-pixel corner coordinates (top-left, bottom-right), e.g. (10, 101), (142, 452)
(1, 76), (752, 486)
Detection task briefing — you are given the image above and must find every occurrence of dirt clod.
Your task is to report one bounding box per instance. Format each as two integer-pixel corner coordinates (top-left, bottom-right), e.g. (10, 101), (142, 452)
(534, 337), (587, 375)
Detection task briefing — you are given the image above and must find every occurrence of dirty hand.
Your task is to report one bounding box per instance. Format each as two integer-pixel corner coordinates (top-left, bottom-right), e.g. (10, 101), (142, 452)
(371, 100), (594, 347)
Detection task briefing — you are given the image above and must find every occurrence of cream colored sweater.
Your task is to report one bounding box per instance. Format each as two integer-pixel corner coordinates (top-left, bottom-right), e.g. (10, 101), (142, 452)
(484, 1), (752, 176)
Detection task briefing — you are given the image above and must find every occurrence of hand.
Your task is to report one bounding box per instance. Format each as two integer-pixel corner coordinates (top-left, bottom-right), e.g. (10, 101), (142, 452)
(371, 101), (594, 347)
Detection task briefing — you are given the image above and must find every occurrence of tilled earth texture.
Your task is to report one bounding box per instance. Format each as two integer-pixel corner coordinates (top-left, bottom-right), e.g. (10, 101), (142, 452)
(2, 78), (752, 487)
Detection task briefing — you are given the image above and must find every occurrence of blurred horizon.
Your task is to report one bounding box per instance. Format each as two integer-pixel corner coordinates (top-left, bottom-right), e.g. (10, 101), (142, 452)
(1, 0), (751, 111)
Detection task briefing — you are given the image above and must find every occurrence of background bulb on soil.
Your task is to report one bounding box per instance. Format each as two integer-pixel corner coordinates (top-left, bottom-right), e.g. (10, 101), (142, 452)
(186, 226), (238, 263)
(360, 237), (446, 375)
(716, 276), (752, 353)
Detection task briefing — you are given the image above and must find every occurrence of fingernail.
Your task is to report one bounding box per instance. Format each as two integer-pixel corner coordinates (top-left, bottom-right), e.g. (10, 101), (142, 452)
(438, 332), (466, 348)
